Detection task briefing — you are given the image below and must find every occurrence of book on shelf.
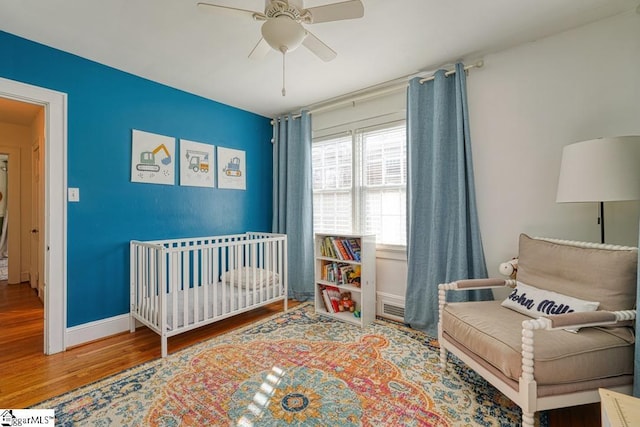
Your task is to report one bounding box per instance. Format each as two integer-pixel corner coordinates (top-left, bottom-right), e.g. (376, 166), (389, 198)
(321, 289), (333, 312)
(319, 236), (361, 261)
(342, 239), (356, 260)
(346, 238), (361, 261)
(320, 285), (342, 313)
(321, 236), (337, 258)
(322, 262), (361, 286)
(333, 239), (351, 261)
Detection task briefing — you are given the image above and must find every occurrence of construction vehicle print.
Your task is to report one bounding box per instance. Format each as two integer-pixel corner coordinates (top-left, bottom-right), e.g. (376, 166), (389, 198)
(136, 144), (172, 172)
(223, 157), (242, 177)
(185, 149), (210, 173)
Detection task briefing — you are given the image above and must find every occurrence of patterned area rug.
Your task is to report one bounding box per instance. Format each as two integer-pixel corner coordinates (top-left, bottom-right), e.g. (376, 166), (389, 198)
(35, 304), (546, 426)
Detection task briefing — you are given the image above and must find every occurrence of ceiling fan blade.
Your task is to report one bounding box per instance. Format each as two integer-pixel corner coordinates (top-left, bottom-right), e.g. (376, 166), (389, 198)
(302, 31), (337, 62)
(248, 37), (271, 60)
(305, 0), (364, 24)
(197, 2), (267, 21)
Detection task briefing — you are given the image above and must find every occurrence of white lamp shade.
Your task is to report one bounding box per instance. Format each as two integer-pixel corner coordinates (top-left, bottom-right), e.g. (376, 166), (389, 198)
(261, 17), (307, 52)
(556, 136), (640, 202)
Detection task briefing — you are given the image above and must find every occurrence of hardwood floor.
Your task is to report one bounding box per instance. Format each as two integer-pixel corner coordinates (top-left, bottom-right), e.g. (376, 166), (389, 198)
(0, 281), (599, 425)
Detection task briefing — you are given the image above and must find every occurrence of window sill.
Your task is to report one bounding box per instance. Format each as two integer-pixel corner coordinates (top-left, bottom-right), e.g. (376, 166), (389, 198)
(376, 245), (407, 261)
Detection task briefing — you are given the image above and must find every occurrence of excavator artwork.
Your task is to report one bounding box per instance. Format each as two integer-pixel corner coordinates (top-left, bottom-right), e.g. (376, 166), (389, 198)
(136, 144), (172, 172)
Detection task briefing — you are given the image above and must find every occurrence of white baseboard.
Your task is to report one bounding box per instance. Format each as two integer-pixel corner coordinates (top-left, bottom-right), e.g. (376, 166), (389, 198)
(66, 313), (131, 348)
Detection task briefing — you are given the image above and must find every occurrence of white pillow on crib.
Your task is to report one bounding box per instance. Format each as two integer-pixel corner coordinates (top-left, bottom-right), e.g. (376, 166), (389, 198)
(221, 267), (280, 289)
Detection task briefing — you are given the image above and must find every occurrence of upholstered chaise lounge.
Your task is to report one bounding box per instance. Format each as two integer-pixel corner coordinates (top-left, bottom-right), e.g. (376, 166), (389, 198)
(438, 234), (637, 427)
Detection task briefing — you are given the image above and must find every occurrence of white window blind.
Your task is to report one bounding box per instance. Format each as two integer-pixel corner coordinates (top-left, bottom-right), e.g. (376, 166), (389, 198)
(360, 124), (407, 246)
(312, 121), (406, 246)
(312, 134), (353, 234)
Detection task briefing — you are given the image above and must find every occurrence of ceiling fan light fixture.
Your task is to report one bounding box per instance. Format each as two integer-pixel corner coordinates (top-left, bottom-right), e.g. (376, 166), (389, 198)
(261, 17), (307, 52)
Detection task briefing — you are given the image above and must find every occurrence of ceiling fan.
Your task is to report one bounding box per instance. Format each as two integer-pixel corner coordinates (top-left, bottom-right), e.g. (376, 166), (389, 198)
(197, 0), (365, 95)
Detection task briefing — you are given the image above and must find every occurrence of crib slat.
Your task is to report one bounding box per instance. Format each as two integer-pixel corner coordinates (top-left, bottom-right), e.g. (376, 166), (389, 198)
(250, 241), (256, 306)
(172, 250), (179, 331)
(149, 248), (157, 326)
(276, 239), (282, 298)
(182, 247), (189, 327)
(202, 247), (209, 321)
(193, 247), (199, 324)
(221, 244), (227, 315)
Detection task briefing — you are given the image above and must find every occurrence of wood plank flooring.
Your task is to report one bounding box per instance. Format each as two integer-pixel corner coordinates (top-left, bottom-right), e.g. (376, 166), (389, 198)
(0, 281), (599, 425)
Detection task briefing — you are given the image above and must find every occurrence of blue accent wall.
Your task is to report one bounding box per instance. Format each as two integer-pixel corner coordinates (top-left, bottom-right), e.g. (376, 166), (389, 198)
(0, 31), (273, 327)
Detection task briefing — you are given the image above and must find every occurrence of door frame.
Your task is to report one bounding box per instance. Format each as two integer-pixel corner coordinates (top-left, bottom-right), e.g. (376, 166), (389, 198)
(0, 77), (67, 354)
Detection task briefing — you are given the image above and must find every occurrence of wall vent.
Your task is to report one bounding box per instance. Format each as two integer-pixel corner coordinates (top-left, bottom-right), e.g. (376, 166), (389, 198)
(377, 292), (405, 322)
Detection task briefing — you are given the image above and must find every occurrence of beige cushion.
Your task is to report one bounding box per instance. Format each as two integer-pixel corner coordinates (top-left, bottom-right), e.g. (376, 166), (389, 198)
(442, 300), (634, 385)
(517, 234), (637, 311)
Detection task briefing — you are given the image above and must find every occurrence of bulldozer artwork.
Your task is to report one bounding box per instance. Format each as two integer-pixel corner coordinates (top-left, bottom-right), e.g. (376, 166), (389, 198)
(217, 147), (246, 190)
(223, 156), (242, 177)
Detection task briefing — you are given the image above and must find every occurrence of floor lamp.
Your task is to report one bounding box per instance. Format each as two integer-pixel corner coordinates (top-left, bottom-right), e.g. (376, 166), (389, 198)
(556, 136), (640, 244)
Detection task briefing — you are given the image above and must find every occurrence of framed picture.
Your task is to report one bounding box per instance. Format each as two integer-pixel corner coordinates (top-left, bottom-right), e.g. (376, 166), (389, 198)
(131, 130), (175, 185)
(179, 139), (215, 188)
(217, 147), (246, 190)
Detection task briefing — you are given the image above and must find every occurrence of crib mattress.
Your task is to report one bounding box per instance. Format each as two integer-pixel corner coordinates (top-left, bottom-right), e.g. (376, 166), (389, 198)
(139, 281), (284, 331)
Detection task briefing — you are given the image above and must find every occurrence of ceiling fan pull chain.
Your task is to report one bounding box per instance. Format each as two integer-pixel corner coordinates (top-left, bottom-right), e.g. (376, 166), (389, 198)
(281, 49), (287, 96)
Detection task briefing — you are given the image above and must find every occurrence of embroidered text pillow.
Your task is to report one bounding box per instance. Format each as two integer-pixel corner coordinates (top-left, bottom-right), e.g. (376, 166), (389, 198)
(501, 281), (599, 323)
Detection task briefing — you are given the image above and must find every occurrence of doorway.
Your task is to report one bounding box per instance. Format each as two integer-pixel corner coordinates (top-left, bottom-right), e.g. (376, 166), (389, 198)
(0, 77), (67, 354)
(0, 154), (7, 281)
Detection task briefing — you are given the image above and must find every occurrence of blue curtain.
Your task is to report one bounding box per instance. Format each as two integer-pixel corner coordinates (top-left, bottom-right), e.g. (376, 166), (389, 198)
(405, 63), (492, 336)
(272, 111), (315, 301)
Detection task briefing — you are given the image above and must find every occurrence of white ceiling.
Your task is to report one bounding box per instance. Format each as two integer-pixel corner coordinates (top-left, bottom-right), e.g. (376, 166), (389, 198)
(0, 0), (636, 118)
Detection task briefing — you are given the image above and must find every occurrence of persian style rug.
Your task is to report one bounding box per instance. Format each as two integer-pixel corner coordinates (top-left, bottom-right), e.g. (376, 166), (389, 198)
(36, 304), (545, 426)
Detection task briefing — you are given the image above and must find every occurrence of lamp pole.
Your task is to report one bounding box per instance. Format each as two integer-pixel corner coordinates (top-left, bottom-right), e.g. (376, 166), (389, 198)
(598, 201), (605, 244)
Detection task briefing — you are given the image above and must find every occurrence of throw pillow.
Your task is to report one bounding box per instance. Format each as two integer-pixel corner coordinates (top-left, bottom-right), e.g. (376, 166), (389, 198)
(501, 281), (599, 332)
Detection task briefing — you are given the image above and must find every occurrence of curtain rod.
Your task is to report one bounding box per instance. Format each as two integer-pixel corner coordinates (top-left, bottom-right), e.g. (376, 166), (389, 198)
(273, 60), (484, 123)
(418, 60), (483, 83)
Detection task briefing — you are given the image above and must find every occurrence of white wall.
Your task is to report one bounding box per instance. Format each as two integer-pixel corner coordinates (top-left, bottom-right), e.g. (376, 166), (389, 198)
(313, 9), (640, 305)
(469, 9), (640, 283)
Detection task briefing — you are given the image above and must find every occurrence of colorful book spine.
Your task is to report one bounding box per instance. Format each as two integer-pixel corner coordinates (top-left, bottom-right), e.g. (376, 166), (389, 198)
(342, 239), (356, 260)
(347, 238), (361, 261)
(334, 239), (351, 260)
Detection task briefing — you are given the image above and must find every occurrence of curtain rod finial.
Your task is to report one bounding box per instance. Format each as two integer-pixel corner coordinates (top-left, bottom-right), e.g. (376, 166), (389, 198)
(475, 60), (484, 68)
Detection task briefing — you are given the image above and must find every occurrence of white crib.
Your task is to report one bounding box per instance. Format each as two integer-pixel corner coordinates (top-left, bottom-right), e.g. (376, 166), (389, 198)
(130, 232), (287, 357)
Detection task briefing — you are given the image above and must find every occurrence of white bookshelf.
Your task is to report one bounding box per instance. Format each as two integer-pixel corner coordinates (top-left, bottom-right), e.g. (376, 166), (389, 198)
(314, 233), (376, 327)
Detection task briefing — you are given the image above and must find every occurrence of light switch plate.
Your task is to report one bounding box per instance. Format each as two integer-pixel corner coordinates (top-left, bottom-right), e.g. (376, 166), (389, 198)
(68, 187), (80, 202)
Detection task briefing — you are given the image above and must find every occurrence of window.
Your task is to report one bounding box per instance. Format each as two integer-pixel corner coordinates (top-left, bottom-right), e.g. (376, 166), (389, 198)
(312, 121), (407, 246)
